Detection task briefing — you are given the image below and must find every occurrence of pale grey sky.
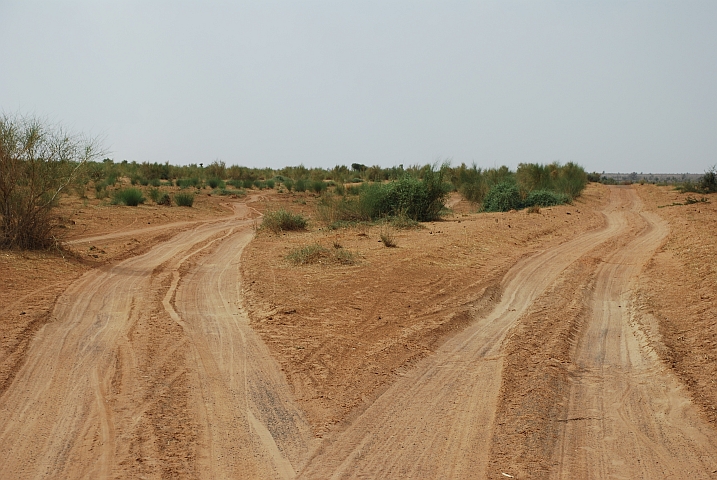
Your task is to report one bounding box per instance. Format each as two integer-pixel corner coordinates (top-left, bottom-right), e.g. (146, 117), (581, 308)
(2, 1), (716, 173)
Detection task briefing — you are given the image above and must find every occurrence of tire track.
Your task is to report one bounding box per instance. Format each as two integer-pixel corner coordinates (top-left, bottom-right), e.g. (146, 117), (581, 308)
(553, 191), (717, 478)
(297, 187), (633, 478)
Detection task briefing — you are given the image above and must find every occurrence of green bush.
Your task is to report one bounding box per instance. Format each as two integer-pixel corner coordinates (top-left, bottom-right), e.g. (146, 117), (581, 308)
(149, 187), (162, 203)
(177, 177), (200, 189)
(265, 179), (275, 189)
(242, 179), (254, 189)
(699, 166), (717, 193)
(482, 182), (522, 212)
(295, 178), (308, 192)
(311, 180), (327, 194)
(283, 179), (294, 191)
(112, 188), (146, 206)
(261, 209), (308, 233)
(524, 190), (570, 207)
(207, 177), (224, 189)
(149, 177), (161, 187)
(174, 192), (194, 207)
(213, 188), (246, 197)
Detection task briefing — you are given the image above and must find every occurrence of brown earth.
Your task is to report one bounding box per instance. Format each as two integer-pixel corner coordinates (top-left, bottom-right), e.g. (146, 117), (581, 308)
(1, 183), (716, 478)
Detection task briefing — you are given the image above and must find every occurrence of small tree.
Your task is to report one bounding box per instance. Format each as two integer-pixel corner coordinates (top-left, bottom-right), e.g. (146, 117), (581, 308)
(0, 114), (102, 249)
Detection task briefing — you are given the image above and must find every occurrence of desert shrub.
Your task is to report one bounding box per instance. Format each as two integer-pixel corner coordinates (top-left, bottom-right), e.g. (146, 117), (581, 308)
(0, 114), (101, 249)
(283, 179), (294, 191)
(379, 222), (397, 247)
(157, 193), (171, 205)
(149, 188), (171, 204)
(130, 175), (140, 185)
(226, 178), (242, 188)
(265, 179), (275, 189)
(253, 180), (265, 189)
(698, 166), (717, 193)
(676, 181), (700, 193)
(213, 188), (246, 197)
(207, 177), (221, 189)
(149, 187), (162, 203)
(295, 178), (308, 192)
(174, 192), (194, 207)
(242, 179), (254, 189)
(317, 168), (449, 223)
(286, 243), (355, 265)
(177, 177), (200, 189)
(112, 188), (145, 206)
(94, 182), (109, 199)
(149, 177), (161, 187)
(261, 209), (308, 233)
(311, 180), (327, 194)
(524, 190), (569, 207)
(482, 182), (522, 212)
(334, 182), (345, 196)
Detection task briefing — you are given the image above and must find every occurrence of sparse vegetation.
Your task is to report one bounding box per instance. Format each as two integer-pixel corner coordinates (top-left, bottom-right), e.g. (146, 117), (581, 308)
(0, 114), (101, 249)
(261, 209), (308, 233)
(112, 188), (146, 206)
(286, 243), (356, 265)
(174, 192), (195, 207)
(379, 223), (397, 247)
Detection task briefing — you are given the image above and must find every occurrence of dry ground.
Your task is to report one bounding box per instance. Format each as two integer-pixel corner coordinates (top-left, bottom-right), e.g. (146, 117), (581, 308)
(1, 182), (716, 478)
(241, 186), (606, 435)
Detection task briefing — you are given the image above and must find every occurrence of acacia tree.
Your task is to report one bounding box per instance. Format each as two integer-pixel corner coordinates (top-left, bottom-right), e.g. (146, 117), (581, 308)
(0, 114), (102, 249)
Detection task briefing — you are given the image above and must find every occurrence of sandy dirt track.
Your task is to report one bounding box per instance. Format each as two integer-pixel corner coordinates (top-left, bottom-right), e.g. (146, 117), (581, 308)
(553, 192), (717, 478)
(1, 187), (716, 478)
(0, 202), (310, 478)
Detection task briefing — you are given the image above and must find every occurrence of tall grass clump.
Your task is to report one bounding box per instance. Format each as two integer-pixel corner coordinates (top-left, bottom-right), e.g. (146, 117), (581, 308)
(112, 188), (145, 206)
(174, 192), (194, 207)
(295, 178), (308, 192)
(286, 243), (355, 265)
(207, 177), (225, 189)
(261, 209), (308, 233)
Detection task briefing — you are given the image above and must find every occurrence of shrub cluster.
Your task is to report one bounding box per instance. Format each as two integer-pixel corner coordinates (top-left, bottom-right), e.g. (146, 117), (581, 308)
(112, 188), (145, 206)
(174, 192), (194, 207)
(454, 162), (586, 212)
(261, 209), (308, 233)
(286, 243), (355, 265)
(318, 166), (450, 223)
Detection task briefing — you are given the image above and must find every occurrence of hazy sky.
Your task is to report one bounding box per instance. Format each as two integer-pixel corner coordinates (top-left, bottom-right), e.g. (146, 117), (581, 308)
(2, 1), (716, 173)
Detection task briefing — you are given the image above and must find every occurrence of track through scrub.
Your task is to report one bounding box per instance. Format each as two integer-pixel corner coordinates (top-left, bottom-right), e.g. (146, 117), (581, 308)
(552, 191), (717, 478)
(2, 188), (717, 478)
(297, 187), (641, 478)
(0, 201), (311, 479)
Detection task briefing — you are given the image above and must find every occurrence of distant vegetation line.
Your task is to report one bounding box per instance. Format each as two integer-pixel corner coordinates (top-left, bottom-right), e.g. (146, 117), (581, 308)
(2, 114), (715, 250)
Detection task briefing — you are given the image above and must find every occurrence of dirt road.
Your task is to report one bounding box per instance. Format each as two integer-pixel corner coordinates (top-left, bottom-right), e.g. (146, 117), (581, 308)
(1, 187), (716, 478)
(0, 202), (311, 478)
(298, 187), (717, 478)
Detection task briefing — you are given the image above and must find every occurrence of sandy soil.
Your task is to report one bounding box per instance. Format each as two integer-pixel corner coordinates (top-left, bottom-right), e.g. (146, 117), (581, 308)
(1, 183), (716, 478)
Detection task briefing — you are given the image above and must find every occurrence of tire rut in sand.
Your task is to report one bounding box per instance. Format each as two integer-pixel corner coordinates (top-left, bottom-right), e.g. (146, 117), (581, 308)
(297, 187), (634, 479)
(552, 191), (717, 478)
(0, 208), (310, 479)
